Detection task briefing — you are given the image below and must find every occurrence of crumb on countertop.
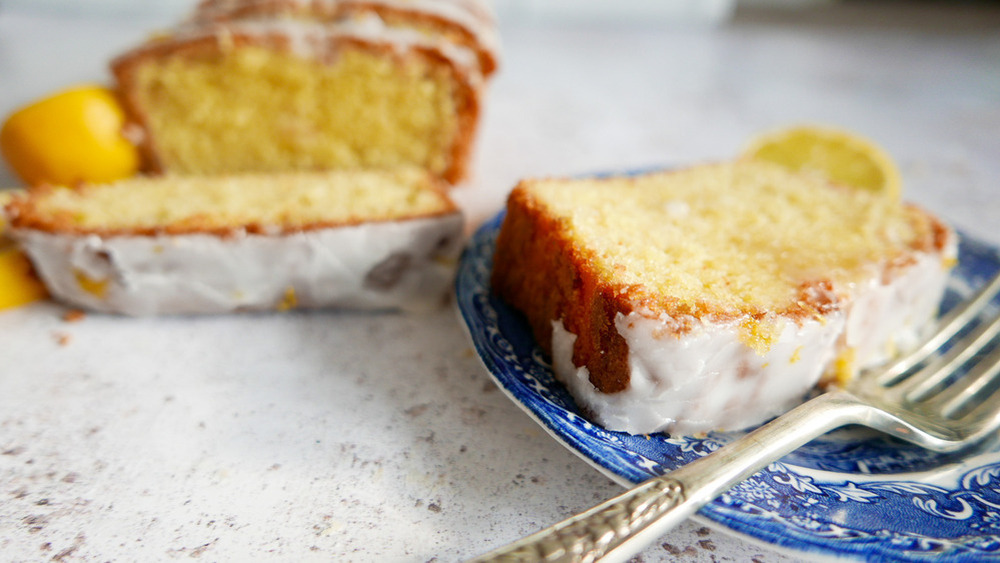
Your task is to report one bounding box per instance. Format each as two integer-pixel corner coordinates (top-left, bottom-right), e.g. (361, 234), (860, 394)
(62, 309), (86, 323)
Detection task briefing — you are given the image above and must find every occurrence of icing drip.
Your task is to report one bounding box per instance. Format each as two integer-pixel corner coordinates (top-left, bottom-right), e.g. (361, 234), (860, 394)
(550, 240), (957, 435)
(14, 213), (464, 316)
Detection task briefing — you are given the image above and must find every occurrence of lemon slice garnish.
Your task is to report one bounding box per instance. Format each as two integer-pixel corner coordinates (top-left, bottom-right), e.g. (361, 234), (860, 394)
(743, 125), (902, 200)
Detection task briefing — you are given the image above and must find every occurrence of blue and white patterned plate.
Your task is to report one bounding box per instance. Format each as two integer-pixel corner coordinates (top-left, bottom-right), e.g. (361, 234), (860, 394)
(455, 210), (1000, 562)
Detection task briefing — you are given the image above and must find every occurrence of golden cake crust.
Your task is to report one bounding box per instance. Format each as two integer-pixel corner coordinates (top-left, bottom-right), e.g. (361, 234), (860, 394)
(492, 183), (633, 393)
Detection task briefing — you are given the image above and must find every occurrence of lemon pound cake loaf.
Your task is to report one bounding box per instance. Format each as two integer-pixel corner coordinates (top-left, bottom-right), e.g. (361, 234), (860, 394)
(111, 0), (496, 184)
(491, 161), (956, 435)
(4, 169), (463, 315)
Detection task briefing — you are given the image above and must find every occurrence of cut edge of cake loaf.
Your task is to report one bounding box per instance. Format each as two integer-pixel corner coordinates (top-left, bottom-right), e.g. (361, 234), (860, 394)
(188, 0), (500, 77)
(110, 2), (489, 184)
(490, 161), (956, 435)
(4, 168), (464, 316)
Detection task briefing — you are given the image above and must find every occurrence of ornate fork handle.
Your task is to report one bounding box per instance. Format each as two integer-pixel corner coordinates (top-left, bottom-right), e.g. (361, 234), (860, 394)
(470, 392), (872, 563)
(478, 477), (685, 562)
(470, 273), (1000, 562)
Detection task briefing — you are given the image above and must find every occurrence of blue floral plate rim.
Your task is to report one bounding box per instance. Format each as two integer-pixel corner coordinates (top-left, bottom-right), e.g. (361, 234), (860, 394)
(455, 209), (1000, 562)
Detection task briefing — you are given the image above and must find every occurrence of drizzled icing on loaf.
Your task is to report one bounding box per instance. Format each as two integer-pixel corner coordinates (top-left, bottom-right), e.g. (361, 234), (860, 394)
(186, 0), (499, 76)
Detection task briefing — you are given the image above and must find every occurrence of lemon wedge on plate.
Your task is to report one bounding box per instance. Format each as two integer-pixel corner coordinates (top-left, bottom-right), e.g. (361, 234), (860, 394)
(742, 125), (902, 200)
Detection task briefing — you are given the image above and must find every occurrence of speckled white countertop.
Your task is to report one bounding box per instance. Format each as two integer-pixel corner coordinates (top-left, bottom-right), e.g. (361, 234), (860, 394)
(2, 4), (999, 562)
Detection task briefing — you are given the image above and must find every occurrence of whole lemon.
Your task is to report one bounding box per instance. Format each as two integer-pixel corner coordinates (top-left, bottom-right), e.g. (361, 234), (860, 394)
(0, 84), (140, 186)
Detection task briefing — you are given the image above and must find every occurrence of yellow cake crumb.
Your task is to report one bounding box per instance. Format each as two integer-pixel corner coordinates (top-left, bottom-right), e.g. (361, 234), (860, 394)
(73, 270), (109, 298)
(831, 348), (857, 387)
(133, 47), (459, 177)
(738, 316), (782, 354)
(277, 287), (298, 311)
(17, 168), (451, 233)
(789, 346), (803, 364)
(523, 161), (941, 349)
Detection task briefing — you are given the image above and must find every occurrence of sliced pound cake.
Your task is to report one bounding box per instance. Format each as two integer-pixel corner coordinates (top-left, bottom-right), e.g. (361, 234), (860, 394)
(111, 0), (494, 184)
(491, 161), (956, 435)
(4, 168), (463, 315)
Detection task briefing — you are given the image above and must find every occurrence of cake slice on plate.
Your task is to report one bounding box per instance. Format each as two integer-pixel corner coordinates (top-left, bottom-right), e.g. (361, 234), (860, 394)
(491, 161), (956, 435)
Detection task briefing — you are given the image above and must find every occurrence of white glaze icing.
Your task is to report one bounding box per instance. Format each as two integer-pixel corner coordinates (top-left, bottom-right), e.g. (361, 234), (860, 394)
(13, 213), (463, 316)
(552, 313), (846, 436)
(169, 14), (483, 83)
(183, 0), (497, 76)
(193, 0), (496, 30)
(550, 237), (958, 436)
(842, 251), (955, 368)
(356, 0), (500, 62)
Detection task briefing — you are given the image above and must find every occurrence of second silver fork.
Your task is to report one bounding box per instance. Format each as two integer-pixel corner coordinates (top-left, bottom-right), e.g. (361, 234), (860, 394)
(471, 272), (1000, 563)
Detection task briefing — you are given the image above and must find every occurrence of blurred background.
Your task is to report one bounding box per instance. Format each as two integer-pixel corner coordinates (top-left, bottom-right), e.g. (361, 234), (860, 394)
(11, 0), (758, 20)
(1, 0), (999, 223)
(4, 0), (997, 23)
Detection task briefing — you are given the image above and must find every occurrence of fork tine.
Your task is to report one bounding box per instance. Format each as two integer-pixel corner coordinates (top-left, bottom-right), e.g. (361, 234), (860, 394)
(935, 339), (1000, 418)
(876, 271), (1000, 386)
(949, 371), (1000, 446)
(895, 314), (1000, 401)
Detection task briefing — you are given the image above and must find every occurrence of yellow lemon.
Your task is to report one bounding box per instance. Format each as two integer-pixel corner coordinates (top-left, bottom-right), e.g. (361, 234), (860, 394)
(0, 246), (48, 310)
(0, 84), (140, 187)
(742, 125), (902, 200)
(0, 190), (48, 310)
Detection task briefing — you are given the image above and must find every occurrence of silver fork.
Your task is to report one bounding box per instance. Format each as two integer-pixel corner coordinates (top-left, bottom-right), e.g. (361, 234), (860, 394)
(470, 272), (1000, 563)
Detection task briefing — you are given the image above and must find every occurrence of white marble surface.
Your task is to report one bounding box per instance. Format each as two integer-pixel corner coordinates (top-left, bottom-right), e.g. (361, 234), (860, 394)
(2, 4), (999, 562)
